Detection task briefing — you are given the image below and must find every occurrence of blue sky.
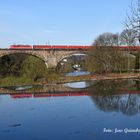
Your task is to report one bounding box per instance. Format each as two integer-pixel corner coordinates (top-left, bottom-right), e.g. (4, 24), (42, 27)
(0, 0), (132, 48)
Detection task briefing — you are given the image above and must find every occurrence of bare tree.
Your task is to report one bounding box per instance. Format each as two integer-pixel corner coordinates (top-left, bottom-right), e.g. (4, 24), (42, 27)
(87, 33), (127, 73)
(120, 29), (137, 45)
(93, 32), (120, 46)
(125, 0), (140, 45)
(123, 0), (140, 70)
(120, 29), (136, 71)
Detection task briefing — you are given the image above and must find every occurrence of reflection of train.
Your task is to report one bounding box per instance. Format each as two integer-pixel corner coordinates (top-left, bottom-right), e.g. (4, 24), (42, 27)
(9, 45), (140, 51)
(10, 92), (90, 98)
(10, 45), (91, 50)
(9, 90), (140, 99)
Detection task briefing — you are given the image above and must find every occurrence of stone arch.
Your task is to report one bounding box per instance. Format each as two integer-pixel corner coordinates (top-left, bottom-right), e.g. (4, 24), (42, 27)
(56, 52), (88, 67)
(0, 51), (48, 68)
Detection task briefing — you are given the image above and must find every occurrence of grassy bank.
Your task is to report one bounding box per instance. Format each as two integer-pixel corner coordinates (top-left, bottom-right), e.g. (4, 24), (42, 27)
(0, 76), (34, 87)
(0, 73), (140, 87)
(57, 73), (140, 83)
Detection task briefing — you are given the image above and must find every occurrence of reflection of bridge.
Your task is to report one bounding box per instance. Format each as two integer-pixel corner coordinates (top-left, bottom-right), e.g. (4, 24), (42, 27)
(0, 45), (140, 68)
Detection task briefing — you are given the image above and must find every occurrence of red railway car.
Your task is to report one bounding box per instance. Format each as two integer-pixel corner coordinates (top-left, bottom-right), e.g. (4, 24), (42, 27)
(10, 45), (32, 49)
(68, 45), (90, 50)
(51, 45), (90, 50)
(131, 46), (140, 50)
(33, 45), (52, 49)
(52, 45), (69, 49)
(118, 46), (128, 50)
(118, 46), (140, 51)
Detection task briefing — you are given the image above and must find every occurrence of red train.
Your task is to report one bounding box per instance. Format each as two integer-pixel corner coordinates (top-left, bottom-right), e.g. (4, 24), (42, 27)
(118, 46), (140, 51)
(10, 44), (91, 50)
(9, 44), (140, 51)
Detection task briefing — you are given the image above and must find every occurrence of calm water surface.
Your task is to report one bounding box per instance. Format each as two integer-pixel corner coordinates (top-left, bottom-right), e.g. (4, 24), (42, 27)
(65, 70), (90, 76)
(0, 80), (140, 140)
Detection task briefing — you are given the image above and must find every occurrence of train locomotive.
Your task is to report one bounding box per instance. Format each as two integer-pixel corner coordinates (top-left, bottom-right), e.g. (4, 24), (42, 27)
(10, 45), (32, 49)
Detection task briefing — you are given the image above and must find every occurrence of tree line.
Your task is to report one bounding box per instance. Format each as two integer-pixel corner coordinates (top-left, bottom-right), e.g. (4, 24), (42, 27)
(86, 0), (140, 73)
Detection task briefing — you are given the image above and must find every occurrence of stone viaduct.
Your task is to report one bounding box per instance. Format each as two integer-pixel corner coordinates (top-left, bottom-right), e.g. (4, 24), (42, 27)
(0, 49), (87, 68)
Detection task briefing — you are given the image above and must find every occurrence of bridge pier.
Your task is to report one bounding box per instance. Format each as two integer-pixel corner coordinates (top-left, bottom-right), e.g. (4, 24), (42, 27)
(45, 58), (58, 68)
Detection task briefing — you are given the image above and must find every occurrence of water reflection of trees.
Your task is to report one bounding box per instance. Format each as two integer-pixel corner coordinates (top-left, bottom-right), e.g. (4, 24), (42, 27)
(89, 80), (140, 116)
(91, 94), (140, 116)
(88, 80), (136, 95)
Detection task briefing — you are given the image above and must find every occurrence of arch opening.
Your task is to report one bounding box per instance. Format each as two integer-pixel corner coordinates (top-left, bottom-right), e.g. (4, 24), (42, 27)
(0, 53), (48, 81)
(56, 53), (88, 73)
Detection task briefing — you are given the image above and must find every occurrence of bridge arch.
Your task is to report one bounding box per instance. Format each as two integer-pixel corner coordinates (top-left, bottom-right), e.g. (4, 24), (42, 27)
(56, 52), (88, 69)
(0, 50), (48, 67)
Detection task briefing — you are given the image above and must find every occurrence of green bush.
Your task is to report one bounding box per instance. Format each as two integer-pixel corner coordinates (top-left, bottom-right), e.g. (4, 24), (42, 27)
(21, 56), (48, 81)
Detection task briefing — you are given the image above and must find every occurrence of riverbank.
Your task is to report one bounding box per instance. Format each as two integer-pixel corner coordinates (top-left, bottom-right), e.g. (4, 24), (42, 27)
(57, 73), (140, 83)
(0, 72), (140, 87)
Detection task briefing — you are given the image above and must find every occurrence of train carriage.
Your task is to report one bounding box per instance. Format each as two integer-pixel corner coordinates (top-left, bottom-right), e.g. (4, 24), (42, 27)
(33, 45), (52, 49)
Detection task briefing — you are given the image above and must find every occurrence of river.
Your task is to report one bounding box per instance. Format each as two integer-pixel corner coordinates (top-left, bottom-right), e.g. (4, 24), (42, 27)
(0, 79), (140, 140)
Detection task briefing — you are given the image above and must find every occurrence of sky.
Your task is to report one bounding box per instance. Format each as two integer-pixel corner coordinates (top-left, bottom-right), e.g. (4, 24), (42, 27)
(0, 0), (132, 48)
